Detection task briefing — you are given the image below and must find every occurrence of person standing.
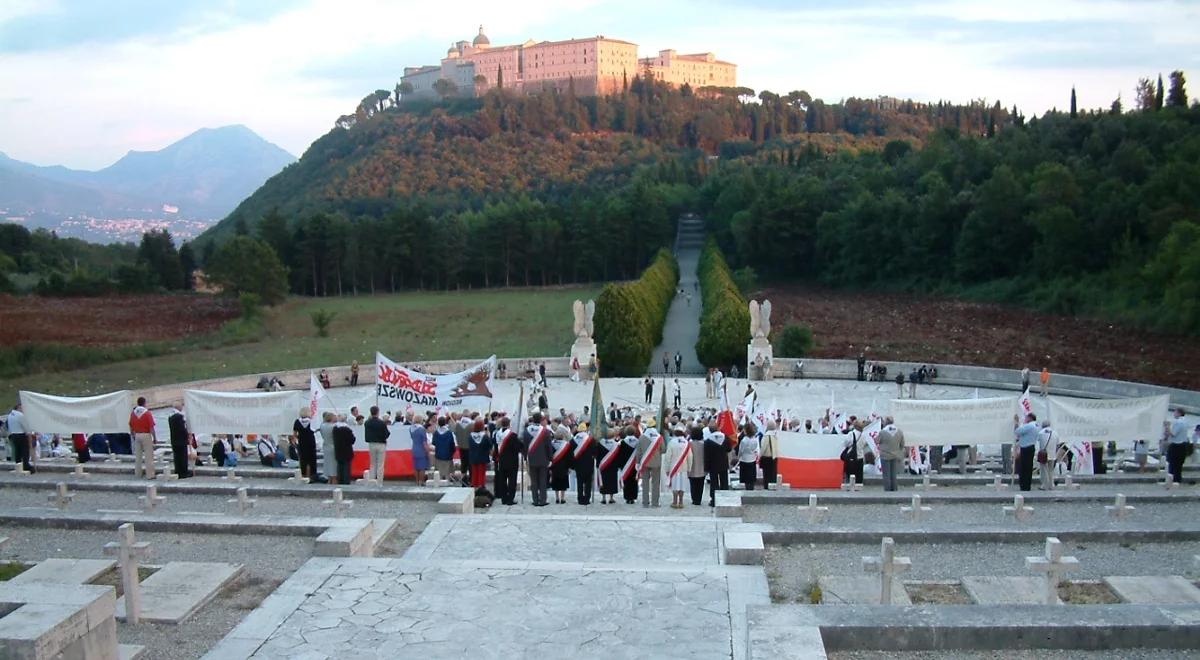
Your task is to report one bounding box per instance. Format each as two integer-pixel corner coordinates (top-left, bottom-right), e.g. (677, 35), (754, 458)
(410, 416), (431, 487)
(573, 424), (596, 505)
(294, 409), (324, 483)
(319, 412), (337, 483)
(431, 417), (457, 485)
(596, 430), (621, 505)
(643, 375), (654, 405)
(570, 356), (581, 382)
(758, 421), (779, 490)
(129, 396), (157, 479)
(674, 351), (683, 374)
(549, 428), (574, 504)
(333, 416), (356, 485)
(364, 406), (390, 483)
(1021, 367), (1031, 393)
(467, 420), (493, 489)
(453, 413), (473, 485)
(168, 401), (193, 479)
(736, 423), (760, 491)
(841, 423), (868, 487)
(704, 423), (732, 506)
(619, 427), (640, 504)
(493, 417), (522, 505)
(1166, 408), (1191, 484)
(877, 417), (905, 492)
(538, 362), (547, 387)
(662, 352), (670, 374)
(636, 428), (666, 507)
(524, 413), (552, 506)
(1014, 413), (1040, 492)
(687, 425), (707, 505)
(672, 379), (682, 408)
(664, 426), (692, 509)
(1037, 420), (1057, 491)
(895, 371), (906, 399)
(349, 360), (360, 387)
(705, 369), (714, 399)
(1039, 367), (1051, 397)
(856, 353), (866, 381)
(6, 402), (33, 474)
(908, 369), (918, 398)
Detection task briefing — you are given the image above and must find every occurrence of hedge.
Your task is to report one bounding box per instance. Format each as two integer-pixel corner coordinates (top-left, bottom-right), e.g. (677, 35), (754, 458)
(594, 249), (679, 376)
(695, 239), (750, 369)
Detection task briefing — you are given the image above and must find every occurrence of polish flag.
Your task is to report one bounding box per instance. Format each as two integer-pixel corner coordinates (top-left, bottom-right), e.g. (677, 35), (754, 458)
(717, 382), (738, 442)
(775, 431), (845, 489)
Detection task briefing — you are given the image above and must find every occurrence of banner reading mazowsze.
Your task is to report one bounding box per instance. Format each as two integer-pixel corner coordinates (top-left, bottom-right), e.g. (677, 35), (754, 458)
(890, 396), (1016, 446)
(19, 390), (133, 433)
(1048, 395), (1169, 444)
(375, 353), (496, 409)
(184, 389), (303, 435)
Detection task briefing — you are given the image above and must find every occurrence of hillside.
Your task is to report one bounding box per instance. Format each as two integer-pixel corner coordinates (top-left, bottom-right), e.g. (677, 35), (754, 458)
(0, 125), (295, 219)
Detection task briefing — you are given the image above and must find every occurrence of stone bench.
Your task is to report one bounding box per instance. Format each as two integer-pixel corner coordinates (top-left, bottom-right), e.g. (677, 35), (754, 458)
(315, 520), (375, 558)
(0, 582), (123, 660)
(436, 487), (475, 514)
(723, 530), (764, 565)
(714, 490), (743, 518)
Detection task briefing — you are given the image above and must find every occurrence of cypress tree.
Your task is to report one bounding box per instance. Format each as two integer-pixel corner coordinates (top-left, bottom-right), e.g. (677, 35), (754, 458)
(496, 64), (503, 90)
(1069, 86), (1077, 118)
(1155, 74), (1165, 110)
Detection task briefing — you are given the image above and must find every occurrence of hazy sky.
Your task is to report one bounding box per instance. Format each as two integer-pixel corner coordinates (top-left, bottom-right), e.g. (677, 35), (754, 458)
(1, 0), (1197, 169)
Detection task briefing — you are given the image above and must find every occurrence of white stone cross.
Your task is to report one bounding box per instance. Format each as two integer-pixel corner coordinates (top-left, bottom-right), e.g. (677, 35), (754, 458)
(1062, 473), (1080, 490)
(1105, 493), (1135, 519)
(914, 474), (937, 490)
(429, 470), (444, 487)
(900, 494), (932, 522)
(797, 494), (829, 524)
(355, 476), (381, 487)
(106, 452), (121, 463)
(1025, 536), (1079, 605)
(138, 484), (166, 512)
(1003, 494), (1034, 522)
(227, 487), (257, 515)
(1163, 475), (1180, 491)
(103, 523), (151, 624)
(156, 471), (178, 482)
(992, 475), (1008, 491)
(48, 482), (75, 511)
(841, 476), (862, 492)
(287, 469), (307, 484)
(222, 468), (242, 482)
(323, 488), (354, 518)
(72, 464), (88, 478)
(12, 462), (30, 476)
(863, 536), (911, 605)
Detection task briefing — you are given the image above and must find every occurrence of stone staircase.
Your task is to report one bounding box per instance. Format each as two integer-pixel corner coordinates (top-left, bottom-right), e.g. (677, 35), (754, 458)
(676, 213), (706, 251)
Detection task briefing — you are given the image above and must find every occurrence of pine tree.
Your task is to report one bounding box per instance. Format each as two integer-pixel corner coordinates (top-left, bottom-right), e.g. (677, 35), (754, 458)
(496, 64), (504, 90)
(1167, 70), (1187, 107)
(1155, 74), (1165, 110)
(1069, 86), (1077, 118)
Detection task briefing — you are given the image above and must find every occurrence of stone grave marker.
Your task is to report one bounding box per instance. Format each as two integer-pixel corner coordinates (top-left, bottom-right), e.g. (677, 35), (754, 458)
(354, 475), (381, 487)
(1025, 536), (1079, 605)
(991, 475), (1008, 491)
(914, 474), (937, 490)
(1062, 473), (1080, 490)
(900, 494), (932, 522)
(288, 469), (307, 484)
(227, 487), (257, 515)
(12, 462), (30, 476)
(863, 536), (911, 605)
(797, 494), (829, 524)
(103, 523), (151, 624)
(48, 482), (75, 511)
(324, 488), (354, 518)
(222, 468), (242, 482)
(1003, 494), (1034, 522)
(72, 464), (88, 478)
(840, 477), (862, 492)
(156, 471), (179, 482)
(1105, 493), (1135, 520)
(1163, 475), (1180, 491)
(139, 484), (166, 512)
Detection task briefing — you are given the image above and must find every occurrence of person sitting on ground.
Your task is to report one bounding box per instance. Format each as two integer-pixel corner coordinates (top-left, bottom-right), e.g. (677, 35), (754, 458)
(257, 435), (283, 468)
(212, 434), (236, 468)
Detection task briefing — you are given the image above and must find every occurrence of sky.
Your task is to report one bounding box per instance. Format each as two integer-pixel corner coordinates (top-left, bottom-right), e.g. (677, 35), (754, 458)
(0, 0), (1197, 170)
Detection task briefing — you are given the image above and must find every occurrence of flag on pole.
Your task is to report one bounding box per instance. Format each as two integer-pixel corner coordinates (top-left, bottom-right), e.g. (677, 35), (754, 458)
(717, 381), (738, 442)
(589, 375), (607, 441)
(657, 380), (668, 435)
(309, 372), (326, 418)
(861, 419), (883, 471)
(1017, 387), (1034, 418)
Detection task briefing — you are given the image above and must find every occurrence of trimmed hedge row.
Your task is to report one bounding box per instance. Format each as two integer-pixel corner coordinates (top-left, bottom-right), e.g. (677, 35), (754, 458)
(696, 239), (750, 369)
(594, 249), (680, 376)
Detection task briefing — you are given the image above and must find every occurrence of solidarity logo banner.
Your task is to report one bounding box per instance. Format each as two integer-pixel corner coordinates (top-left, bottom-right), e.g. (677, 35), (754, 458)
(375, 353), (496, 410)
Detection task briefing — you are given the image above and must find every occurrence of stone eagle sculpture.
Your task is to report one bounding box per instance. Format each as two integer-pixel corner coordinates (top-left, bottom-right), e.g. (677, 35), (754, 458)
(749, 299), (772, 340)
(573, 299), (595, 339)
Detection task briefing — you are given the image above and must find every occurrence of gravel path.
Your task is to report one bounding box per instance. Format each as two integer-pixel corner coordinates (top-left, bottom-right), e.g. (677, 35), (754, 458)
(0, 527), (314, 660)
(744, 499), (1200, 531)
(765, 540), (1200, 603)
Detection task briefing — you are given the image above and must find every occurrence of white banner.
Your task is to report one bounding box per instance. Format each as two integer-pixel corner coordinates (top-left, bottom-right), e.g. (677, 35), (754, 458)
(1048, 395), (1169, 445)
(890, 396), (1017, 446)
(18, 390), (133, 433)
(375, 353), (496, 410)
(184, 389), (303, 435)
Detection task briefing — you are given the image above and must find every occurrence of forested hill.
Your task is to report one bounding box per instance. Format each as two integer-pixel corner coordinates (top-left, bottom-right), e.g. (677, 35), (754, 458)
(205, 77), (1003, 243)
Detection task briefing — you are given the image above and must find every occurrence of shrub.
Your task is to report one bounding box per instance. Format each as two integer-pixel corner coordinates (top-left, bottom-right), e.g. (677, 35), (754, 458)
(238, 293), (262, 320)
(776, 324), (815, 357)
(732, 265), (758, 295)
(594, 249), (679, 376)
(696, 240), (751, 369)
(310, 309), (337, 337)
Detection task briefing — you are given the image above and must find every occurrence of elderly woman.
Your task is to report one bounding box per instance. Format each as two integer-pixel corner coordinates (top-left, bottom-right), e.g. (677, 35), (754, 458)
(294, 408), (324, 484)
(664, 425), (693, 509)
(736, 422), (761, 491)
(760, 421), (780, 490)
(319, 412), (338, 483)
(549, 427), (574, 504)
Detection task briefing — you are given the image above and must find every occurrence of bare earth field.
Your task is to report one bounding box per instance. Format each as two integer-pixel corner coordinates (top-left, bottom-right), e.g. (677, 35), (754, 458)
(762, 284), (1200, 389)
(0, 294), (239, 346)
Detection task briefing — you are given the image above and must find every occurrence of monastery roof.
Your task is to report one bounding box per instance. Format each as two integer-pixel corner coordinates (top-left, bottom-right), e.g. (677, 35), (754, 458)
(528, 35), (639, 48)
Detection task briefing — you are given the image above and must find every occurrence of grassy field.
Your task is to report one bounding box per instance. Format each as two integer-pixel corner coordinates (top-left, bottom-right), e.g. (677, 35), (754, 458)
(0, 286), (599, 403)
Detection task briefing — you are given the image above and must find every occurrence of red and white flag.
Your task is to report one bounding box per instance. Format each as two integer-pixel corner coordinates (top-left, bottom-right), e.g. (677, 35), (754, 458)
(309, 372), (326, 418)
(775, 431), (843, 489)
(861, 419), (883, 470)
(1017, 388), (1034, 418)
(717, 383), (738, 442)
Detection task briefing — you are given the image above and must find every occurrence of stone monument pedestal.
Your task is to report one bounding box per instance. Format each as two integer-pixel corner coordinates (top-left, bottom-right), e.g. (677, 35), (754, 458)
(747, 340), (773, 382)
(570, 337), (597, 379)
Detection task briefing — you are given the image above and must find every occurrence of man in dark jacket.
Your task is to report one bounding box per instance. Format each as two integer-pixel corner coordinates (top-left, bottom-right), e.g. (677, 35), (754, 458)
(333, 416), (356, 485)
(523, 412), (553, 506)
(168, 401), (193, 479)
(364, 406), (390, 482)
(704, 421), (732, 507)
(493, 416), (523, 505)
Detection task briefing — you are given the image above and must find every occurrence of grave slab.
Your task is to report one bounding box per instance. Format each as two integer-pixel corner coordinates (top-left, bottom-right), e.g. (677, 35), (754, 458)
(1104, 576), (1200, 604)
(724, 530), (764, 565)
(961, 576), (1061, 605)
(0, 582), (118, 660)
(10, 558), (116, 586)
(748, 607), (828, 659)
(818, 576), (911, 605)
(116, 562), (243, 624)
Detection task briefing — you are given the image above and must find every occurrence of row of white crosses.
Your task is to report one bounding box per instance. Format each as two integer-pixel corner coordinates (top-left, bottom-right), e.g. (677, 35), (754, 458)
(862, 535), (1080, 606)
(797, 492), (1139, 526)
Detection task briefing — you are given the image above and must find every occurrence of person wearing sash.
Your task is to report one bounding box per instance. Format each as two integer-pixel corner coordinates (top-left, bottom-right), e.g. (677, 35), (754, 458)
(759, 421), (779, 490)
(704, 421), (732, 507)
(664, 426), (693, 509)
(637, 427), (666, 507)
(687, 424), (707, 505)
(493, 417), (522, 505)
(597, 430), (620, 504)
(736, 422), (760, 490)
(573, 423), (596, 505)
(549, 427), (574, 504)
(618, 426), (640, 504)
(524, 412), (552, 507)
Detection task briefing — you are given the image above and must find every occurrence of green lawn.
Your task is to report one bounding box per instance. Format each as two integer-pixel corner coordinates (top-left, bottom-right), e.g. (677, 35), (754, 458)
(0, 286), (599, 402)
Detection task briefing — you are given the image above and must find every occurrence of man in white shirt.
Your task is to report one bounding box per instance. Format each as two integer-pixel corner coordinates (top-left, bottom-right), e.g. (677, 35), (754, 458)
(1166, 408), (1191, 484)
(1036, 421), (1058, 491)
(6, 402), (33, 473)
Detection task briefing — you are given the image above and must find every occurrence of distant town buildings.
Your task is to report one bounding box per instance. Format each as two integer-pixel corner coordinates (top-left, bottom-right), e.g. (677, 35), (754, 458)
(401, 26), (736, 101)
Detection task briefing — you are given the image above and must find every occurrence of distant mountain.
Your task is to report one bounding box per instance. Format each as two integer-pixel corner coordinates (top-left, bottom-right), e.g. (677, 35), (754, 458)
(0, 125), (295, 219)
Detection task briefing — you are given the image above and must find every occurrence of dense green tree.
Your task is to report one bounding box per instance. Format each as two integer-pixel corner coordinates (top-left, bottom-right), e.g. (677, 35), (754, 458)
(206, 236), (289, 305)
(1167, 71), (1188, 108)
(136, 230), (184, 290)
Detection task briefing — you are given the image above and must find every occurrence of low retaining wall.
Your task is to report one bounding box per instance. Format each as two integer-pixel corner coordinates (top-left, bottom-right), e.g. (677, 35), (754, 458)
(771, 358), (1199, 411)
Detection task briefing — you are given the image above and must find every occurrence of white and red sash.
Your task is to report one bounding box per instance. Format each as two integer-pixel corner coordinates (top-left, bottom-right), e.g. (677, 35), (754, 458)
(551, 439), (572, 466)
(573, 434), (594, 459)
(598, 441), (620, 471)
(668, 441), (692, 479)
(527, 425), (549, 456)
(637, 434), (665, 478)
(496, 430), (516, 455)
(619, 437), (639, 481)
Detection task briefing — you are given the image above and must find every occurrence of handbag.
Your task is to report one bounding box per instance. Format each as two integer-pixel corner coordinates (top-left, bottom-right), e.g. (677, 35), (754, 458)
(1037, 450), (1048, 464)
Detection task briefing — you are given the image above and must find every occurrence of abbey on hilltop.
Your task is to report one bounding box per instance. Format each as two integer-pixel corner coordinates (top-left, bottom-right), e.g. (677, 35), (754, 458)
(401, 26), (737, 100)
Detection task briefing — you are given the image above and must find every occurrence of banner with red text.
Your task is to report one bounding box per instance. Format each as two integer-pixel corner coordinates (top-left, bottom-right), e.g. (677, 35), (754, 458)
(375, 353), (496, 411)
